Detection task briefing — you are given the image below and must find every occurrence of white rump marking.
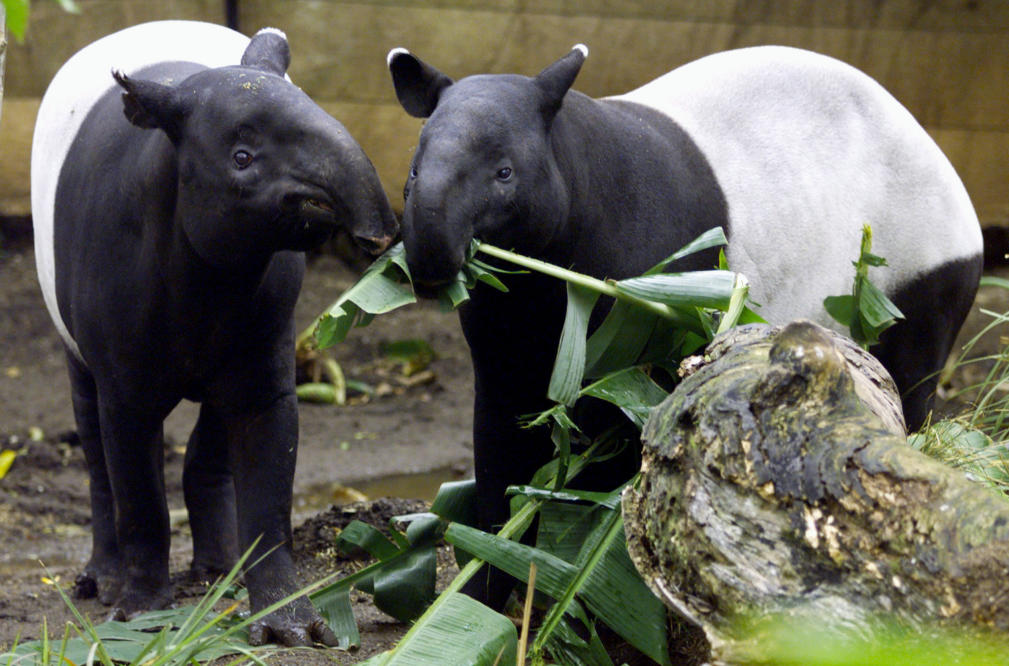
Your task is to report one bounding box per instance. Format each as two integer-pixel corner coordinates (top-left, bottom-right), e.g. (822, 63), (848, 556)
(387, 47), (411, 67)
(31, 21), (251, 363)
(610, 45), (981, 327)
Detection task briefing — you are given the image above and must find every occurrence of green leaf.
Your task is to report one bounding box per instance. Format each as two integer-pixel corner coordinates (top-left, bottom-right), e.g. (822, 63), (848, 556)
(337, 520), (401, 561)
(645, 226), (728, 275)
(373, 539), (437, 622)
(430, 479), (479, 526)
(548, 283), (600, 406)
(3, 0), (29, 41)
(445, 520), (671, 665)
(579, 367), (669, 429)
(823, 294), (855, 328)
(361, 592), (516, 666)
(583, 300), (659, 378)
(980, 276), (1009, 290)
(615, 270), (738, 309)
(312, 586), (360, 649)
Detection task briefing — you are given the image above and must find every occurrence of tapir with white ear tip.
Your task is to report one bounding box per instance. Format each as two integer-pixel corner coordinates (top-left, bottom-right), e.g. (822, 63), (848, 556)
(388, 44), (983, 608)
(31, 21), (397, 646)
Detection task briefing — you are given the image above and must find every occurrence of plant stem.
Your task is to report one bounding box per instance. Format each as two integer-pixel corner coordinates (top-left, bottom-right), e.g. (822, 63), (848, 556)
(475, 243), (690, 324)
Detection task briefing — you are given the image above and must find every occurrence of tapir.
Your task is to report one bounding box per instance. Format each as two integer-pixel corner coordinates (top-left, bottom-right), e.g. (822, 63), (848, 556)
(387, 44), (984, 608)
(32, 21), (397, 645)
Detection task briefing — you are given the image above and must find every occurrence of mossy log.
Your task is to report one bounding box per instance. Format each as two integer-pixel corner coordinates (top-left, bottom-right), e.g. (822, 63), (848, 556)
(623, 320), (1009, 661)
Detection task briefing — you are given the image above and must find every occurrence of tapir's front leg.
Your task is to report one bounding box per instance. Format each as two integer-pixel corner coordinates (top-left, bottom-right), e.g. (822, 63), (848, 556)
(184, 404), (239, 580)
(97, 395), (173, 617)
(223, 392), (337, 647)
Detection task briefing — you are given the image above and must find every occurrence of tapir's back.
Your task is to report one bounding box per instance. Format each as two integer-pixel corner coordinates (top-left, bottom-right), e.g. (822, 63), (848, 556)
(613, 45), (982, 326)
(31, 21), (250, 359)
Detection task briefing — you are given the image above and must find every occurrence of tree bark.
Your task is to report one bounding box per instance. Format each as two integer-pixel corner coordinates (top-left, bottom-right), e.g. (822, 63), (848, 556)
(623, 320), (1009, 662)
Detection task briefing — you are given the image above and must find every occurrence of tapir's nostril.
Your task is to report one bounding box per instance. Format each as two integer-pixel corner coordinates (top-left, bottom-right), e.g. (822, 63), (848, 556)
(355, 234), (394, 256)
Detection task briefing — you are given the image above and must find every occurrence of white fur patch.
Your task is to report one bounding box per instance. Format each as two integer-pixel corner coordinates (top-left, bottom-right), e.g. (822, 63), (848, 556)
(610, 45), (982, 328)
(255, 27), (287, 41)
(31, 21), (251, 363)
(387, 47), (411, 68)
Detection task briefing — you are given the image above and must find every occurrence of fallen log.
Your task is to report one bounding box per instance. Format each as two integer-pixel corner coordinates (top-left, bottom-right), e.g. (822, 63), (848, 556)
(623, 320), (1009, 662)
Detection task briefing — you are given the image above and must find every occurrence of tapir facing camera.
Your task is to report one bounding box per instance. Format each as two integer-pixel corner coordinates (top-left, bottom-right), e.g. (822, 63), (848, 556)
(32, 21), (397, 645)
(387, 44), (983, 609)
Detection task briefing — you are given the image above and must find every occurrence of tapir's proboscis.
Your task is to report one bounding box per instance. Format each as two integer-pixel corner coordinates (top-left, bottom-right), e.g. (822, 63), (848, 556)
(32, 21), (397, 645)
(388, 44), (984, 609)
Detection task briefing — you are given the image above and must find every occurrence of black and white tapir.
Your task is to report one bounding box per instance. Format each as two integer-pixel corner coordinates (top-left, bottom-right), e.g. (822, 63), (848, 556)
(388, 44), (984, 607)
(32, 21), (397, 645)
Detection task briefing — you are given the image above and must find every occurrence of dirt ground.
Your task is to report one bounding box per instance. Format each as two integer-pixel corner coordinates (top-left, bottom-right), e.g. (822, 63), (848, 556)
(0, 233), (476, 662)
(2, 228), (1008, 664)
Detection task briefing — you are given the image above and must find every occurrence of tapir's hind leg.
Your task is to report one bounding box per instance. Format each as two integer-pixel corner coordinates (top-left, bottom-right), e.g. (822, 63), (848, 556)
(874, 254), (983, 432)
(184, 404), (239, 580)
(67, 353), (122, 605)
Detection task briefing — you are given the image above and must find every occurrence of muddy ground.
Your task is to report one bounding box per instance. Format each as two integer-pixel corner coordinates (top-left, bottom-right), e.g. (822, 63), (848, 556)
(0, 233), (476, 663)
(2, 228), (1008, 664)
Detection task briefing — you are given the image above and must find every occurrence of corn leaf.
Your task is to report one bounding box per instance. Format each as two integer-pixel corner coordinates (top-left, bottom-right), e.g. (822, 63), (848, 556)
(583, 301), (659, 379)
(579, 367), (670, 429)
(360, 592), (516, 666)
(615, 270), (738, 309)
(645, 226), (729, 275)
(445, 520), (671, 665)
(548, 283), (600, 406)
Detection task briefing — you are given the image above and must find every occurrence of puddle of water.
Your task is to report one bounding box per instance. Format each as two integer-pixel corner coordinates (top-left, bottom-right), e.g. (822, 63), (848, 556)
(293, 467), (467, 518)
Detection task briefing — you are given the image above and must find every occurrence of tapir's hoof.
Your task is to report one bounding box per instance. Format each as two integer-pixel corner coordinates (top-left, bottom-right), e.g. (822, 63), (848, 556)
(72, 572), (98, 599)
(247, 615), (339, 648)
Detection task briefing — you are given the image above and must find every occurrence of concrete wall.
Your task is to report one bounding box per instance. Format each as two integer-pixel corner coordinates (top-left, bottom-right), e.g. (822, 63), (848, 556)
(2, 0), (1006, 231)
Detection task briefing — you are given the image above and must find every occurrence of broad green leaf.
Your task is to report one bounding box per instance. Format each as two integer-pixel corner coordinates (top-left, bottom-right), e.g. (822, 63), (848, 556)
(430, 479), (479, 526)
(373, 540), (437, 622)
(510, 485), (622, 511)
(312, 586), (360, 648)
(583, 300), (659, 378)
(544, 616), (614, 666)
(579, 367), (669, 429)
(337, 520), (401, 560)
(615, 270), (737, 309)
(361, 592), (516, 666)
(858, 278), (904, 329)
(645, 226), (728, 275)
(717, 272), (751, 334)
(823, 294), (854, 328)
(446, 521), (671, 665)
(548, 283), (600, 406)
(437, 278), (470, 311)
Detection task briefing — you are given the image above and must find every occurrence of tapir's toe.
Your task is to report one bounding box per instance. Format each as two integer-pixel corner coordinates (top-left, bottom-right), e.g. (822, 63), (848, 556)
(247, 610), (339, 647)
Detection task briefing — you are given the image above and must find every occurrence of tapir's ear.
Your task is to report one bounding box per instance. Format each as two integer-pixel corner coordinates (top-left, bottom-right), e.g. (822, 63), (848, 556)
(388, 48), (453, 118)
(113, 70), (189, 140)
(535, 44), (588, 120)
(241, 27), (291, 76)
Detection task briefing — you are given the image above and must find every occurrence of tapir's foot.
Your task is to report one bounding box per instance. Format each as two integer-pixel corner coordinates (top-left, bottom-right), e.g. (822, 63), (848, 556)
(246, 598), (339, 647)
(188, 558), (235, 584)
(106, 585), (174, 622)
(73, 563), (124, 606)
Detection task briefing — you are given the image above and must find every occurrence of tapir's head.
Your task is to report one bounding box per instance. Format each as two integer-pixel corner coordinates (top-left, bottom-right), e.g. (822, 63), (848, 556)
(388, 45), (587, 292)
(113, 28), (397, 265)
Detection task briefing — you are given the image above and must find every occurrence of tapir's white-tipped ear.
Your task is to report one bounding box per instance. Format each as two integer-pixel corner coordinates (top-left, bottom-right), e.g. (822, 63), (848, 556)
(388, 49), (454, 118)
(242, 27), (291, 75)
(387, 47), (411, 68)
(535, 45), (588, 120)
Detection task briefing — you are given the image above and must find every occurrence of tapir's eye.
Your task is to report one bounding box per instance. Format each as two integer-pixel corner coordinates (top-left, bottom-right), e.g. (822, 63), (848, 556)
(409, 166), (418, 179)
(233, 150), (253, 169)
(496, 166), (513, 182)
